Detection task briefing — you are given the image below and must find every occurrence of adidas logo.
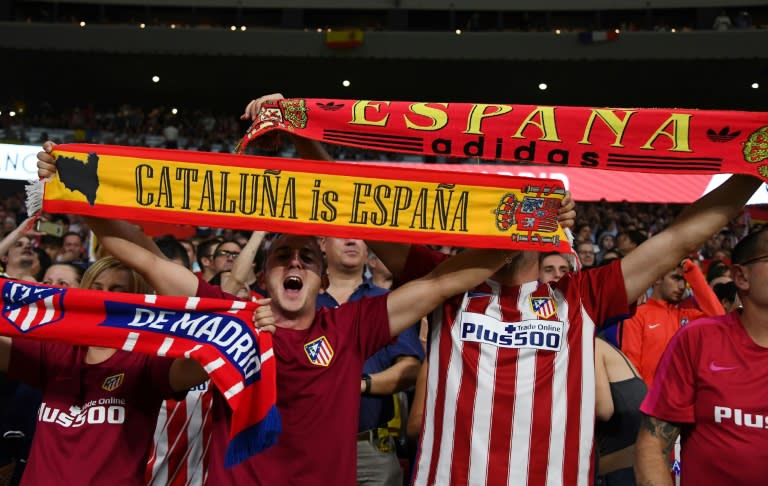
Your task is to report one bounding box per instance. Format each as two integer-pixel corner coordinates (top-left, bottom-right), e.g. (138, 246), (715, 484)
(707, 127), (741, 143)
(316, 101), (344, 111)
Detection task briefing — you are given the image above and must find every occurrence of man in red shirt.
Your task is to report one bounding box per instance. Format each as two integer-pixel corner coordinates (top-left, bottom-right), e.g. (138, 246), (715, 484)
(367, 176), (760, 486)
(636, 228), (768, 485)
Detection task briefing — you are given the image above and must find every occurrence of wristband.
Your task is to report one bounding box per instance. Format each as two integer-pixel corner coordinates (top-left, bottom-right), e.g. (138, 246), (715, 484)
(362, 374), (372, 395)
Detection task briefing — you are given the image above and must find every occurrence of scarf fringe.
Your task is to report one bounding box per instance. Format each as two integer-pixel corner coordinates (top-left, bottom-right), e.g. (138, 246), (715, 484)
(225, 404), (282, 467)
(25, 179), (44, 217)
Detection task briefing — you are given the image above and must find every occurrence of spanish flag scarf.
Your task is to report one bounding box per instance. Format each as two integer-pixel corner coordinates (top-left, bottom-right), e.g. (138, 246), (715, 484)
(0, 277), (278, 467)
(236, 98), (768, 181)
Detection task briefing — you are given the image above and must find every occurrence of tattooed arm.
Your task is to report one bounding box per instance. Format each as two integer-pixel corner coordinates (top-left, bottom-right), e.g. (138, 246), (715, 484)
(635, 414), (680, 486)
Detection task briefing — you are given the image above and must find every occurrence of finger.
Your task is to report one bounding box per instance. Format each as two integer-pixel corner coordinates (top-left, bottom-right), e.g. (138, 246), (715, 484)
(43, 141), (56, 153)
(37, 151), (55, 164)
(558, 209), (576, 222)
(559, 192), (575, 214)
(253, 297), (272, 306)
(258, 325), (277, 335)
(243, 100), (258, 120)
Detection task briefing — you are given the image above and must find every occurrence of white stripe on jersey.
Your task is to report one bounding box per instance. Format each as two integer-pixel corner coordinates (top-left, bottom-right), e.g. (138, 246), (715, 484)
(508, 281), (539, 486)
(412, 304), (443, 486)
(150, 404), (171, 484)
(183, 392), (206, 486)
(433, 294), (468, 486)
(546, 289), (569, 486)
(577, 307), (597, 486)
(467, 283), (501, 486)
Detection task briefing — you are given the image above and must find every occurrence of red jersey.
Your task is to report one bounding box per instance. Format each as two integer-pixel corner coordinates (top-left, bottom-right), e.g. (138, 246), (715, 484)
(9, 340), (179, 486)
(146, 382), (214, 486)
(403, 246), (630, 486)
(641, 311), (768, 486)
(620, 299), (706, 387)
(196, 278), (392, 486)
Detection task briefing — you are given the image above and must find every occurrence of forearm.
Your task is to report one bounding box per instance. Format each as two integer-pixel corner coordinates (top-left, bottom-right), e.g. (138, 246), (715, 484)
(387, 249), (513, 336)
(635, 415), (679, 486)
(291, 135), (332, 161)
(223, 231), (264, 294)
(0, 218), (32, 258)
(635, 438), (674, 486)
(365, 356), (420, 395)
(169, 358), (209, 392)
(85, 217), (164, 258)
(406, 361), (428, 441)
(85, 217), (198, 296)
(622, 175), (761, 302)
(364, 241), (412, 282)
(658, 175), (759, 266)
(682, 259), (724, 316)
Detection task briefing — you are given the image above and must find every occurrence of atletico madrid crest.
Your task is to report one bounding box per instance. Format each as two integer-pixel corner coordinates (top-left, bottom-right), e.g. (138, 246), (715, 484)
(1, 281), (65, 333)
(530, 297), (557, 319)
(304, 336), (334, 367)
(102, 373), (124, 392)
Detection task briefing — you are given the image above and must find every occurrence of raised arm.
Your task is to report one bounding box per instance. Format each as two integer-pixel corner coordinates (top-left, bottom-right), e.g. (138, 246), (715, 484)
(681, 259), (724, 316)
(367, 191), (576, 283)
(221, 230), (264, 295)
(0, 217), (35, 260)
(386, 248), (514, 336)
(621, 175), (761, 303)
(85, 218), (199, 297)
(37, 142), (198, 296)
(635, 415), (680, 486)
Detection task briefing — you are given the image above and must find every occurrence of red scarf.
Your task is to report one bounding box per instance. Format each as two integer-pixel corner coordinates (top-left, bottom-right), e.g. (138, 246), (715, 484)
(237, 98), (768, 181)
(0, 277), (278, 466)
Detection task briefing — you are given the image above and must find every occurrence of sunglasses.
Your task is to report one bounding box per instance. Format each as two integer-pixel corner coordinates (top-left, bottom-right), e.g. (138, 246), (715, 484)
(737, 254), (768, 266)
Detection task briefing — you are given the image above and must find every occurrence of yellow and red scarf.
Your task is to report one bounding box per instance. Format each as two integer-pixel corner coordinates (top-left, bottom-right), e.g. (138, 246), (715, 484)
(41, 144), (569, 252)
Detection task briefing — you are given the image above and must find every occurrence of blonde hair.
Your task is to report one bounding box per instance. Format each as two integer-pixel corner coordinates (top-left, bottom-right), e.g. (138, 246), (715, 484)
(80, 256), (153, 294)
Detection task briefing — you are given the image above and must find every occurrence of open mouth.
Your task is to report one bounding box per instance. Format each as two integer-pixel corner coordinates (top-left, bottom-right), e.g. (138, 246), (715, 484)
(283, 276), (303, 291)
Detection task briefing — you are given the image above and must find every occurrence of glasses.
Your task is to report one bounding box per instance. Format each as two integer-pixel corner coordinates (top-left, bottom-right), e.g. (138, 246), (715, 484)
(214, 250), (240, 259)
(737, 254), (768, 266)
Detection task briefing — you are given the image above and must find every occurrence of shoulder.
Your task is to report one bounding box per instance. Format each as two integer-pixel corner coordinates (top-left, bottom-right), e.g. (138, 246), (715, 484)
(680, 313), (734, 335)
(195, 274), (238, 300)
(663, 314), (733, 354)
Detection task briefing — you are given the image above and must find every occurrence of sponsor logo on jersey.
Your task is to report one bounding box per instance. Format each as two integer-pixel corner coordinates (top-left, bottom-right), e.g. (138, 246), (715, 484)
(714, 405), (768, 429)
(1, 281), (65, 332)
(459, 311), (564, 351)
(530, 296), (557, 319)
(39, 398), (126, 428)
(709, 361), (739, 372)
(304, 336), (334, 366)
(102, 373), (125, 392)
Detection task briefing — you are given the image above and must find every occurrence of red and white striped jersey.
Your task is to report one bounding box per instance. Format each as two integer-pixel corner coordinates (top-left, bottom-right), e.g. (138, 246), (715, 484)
(146, 382), (214, 486)
(407, 249), (629, 486)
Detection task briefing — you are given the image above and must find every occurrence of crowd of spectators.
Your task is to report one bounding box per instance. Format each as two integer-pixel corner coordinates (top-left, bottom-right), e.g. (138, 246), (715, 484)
(1, 104), (417, 162)
(7, 2), (766, 34)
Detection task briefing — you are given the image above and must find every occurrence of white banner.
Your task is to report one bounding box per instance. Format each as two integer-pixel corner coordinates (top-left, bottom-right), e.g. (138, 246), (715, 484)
(0, 144), (41, 181)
